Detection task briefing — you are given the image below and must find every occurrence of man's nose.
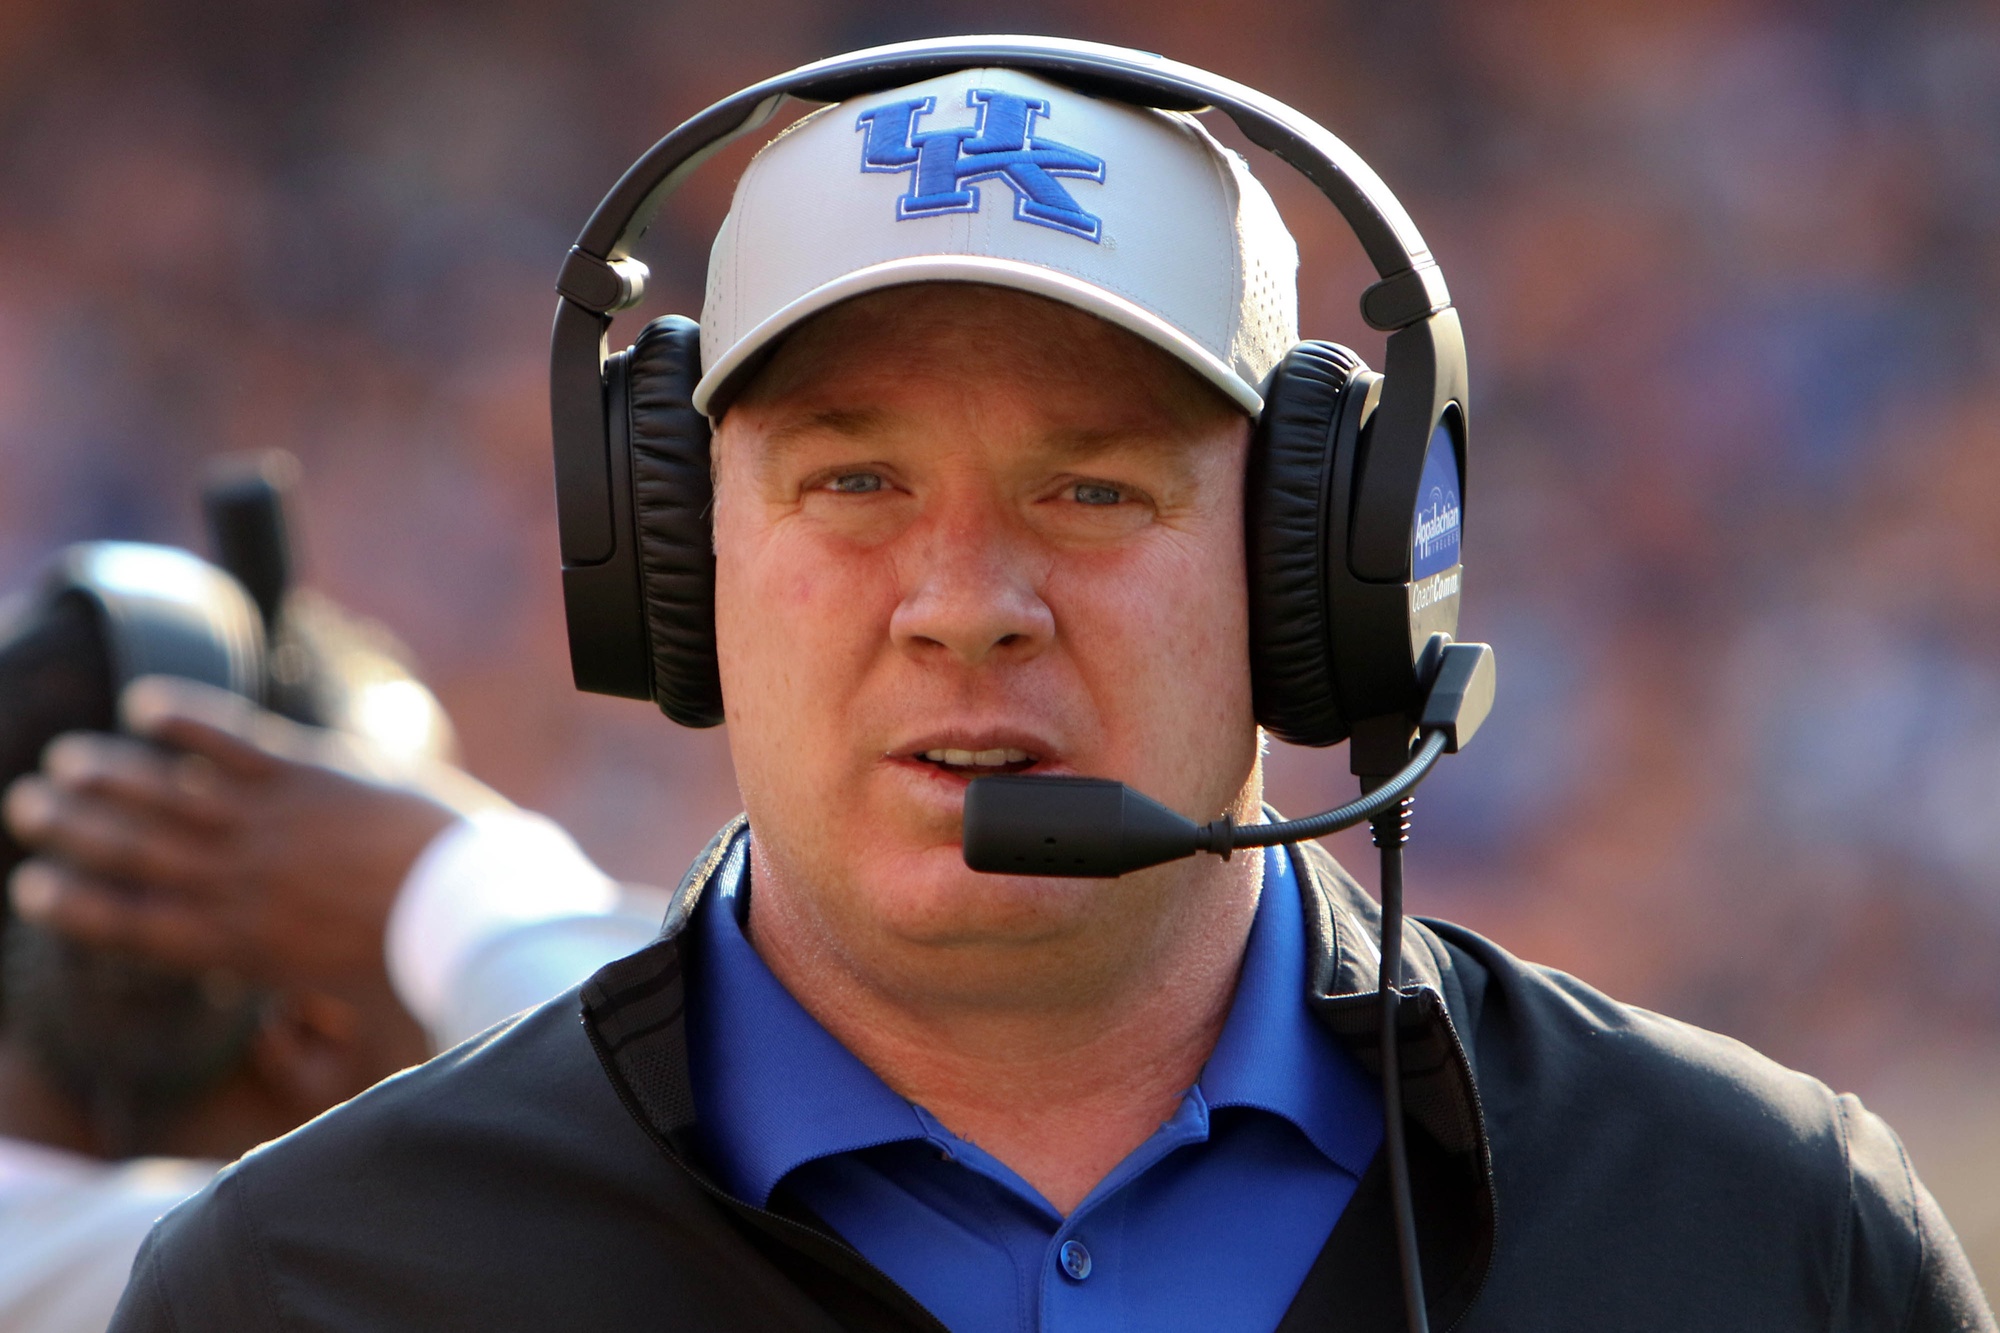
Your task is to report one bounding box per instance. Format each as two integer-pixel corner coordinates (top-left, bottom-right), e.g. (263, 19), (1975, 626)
(889, 501), (1054, 666)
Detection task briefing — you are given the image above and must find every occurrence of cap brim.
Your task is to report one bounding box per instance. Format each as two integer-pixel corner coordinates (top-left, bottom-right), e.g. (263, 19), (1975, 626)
(691, 254), (1265, 419)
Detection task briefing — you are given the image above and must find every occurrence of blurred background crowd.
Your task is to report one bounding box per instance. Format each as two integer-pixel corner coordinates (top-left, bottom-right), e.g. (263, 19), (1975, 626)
(0, 0), (1994, 1290)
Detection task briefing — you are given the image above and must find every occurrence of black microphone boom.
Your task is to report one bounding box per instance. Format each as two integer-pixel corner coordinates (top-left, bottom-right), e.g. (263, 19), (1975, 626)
(962, 641), (1494, 878)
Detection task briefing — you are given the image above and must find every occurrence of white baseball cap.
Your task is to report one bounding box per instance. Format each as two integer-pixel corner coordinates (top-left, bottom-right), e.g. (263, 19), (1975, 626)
(694, 66), (1300, 418)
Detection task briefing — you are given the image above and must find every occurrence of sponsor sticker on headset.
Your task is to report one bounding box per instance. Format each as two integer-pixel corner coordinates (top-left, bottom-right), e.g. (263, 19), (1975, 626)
(1412, 424), (1461, 580)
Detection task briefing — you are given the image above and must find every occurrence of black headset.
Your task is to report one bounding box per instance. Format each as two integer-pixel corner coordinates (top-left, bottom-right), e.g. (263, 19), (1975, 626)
(550, 34), (1469, 778)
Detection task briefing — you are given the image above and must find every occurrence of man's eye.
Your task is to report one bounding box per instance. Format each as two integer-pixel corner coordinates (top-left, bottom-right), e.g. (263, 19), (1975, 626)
(825, 472), (885, 494)
(1072, 482), (1123, 506)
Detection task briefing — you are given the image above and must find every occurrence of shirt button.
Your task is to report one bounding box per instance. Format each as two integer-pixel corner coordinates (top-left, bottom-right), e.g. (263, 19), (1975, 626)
(1059, 1239), (1093, 1281)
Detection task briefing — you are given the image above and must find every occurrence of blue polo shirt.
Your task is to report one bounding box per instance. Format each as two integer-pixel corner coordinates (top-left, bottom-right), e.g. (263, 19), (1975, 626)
(685, 836), (1381, 1333)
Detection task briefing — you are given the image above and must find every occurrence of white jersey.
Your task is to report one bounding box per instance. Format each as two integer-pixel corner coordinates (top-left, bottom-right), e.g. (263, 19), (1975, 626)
(385, 807), (666, 1050)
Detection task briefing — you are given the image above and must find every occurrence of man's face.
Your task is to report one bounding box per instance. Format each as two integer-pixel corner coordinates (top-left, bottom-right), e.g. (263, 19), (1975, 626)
(712, 285), (1260, 1001)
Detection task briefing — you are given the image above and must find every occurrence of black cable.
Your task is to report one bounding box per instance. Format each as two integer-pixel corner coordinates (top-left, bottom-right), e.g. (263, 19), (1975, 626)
(1372, 795), (1430, 1333)
(1200, 729), (1450, 854)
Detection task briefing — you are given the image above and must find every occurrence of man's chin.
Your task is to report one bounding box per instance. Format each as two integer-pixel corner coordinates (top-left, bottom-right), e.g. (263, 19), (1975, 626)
(752, 812), (1193, 1010)
(846, 840), (1110, 952)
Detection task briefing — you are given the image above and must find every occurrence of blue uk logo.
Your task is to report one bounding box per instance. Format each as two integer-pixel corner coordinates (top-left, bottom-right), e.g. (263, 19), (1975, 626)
(855, 89), (1107, 241)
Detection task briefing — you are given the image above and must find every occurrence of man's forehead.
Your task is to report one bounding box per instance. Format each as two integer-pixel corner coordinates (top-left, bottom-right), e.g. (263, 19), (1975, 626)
(726, 284), (1246, 445)
(750, 402), (1220, 470)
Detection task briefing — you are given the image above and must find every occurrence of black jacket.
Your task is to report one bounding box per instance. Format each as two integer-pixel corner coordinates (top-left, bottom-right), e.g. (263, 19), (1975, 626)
(112, 821), (1995, 1331)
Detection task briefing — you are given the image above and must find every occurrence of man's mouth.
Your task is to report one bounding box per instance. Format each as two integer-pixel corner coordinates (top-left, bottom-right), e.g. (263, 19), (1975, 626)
(912, 747), (1038, 776)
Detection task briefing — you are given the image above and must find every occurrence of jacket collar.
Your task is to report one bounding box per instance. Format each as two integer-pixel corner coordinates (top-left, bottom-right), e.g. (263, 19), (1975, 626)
(581, 819), (1495, 1331)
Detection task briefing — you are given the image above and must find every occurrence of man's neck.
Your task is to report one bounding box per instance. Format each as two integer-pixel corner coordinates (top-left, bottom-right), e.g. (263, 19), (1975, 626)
(745, 852), (1264, 1215)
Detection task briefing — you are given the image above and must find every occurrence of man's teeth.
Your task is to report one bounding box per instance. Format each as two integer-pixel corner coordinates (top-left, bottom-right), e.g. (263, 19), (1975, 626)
(919, 748), (1031, 767)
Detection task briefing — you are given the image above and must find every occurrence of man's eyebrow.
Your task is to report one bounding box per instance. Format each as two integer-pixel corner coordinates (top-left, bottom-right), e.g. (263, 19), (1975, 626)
(758, 407), (888, 456)
(1039, 422), (1212, 462)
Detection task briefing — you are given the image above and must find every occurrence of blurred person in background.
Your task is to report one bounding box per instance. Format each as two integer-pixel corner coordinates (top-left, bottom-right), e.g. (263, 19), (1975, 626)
(0, 525), (657, 1332)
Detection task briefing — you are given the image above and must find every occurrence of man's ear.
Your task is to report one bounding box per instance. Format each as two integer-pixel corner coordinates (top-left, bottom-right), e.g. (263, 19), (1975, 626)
(245, 991), (367, 1119)
(246, 987), (428, 1119)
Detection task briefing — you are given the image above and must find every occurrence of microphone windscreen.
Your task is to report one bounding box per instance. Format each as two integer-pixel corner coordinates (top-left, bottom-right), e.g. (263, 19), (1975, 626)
(962, 775), (1199, 877)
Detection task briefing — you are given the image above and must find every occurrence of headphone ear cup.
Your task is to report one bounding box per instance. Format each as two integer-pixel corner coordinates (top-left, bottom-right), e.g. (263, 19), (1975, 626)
(1246, 341), (1364, 748)
(626, 315), (724, 727)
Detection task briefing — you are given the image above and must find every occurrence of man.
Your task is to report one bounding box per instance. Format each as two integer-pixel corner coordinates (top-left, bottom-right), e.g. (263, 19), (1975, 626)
(0, 554), (656, 1332)
(110, 63), (1993, 1331)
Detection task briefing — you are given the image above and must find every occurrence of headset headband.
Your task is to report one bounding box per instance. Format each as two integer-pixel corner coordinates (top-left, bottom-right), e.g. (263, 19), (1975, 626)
(552, 34), (1465, 585)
